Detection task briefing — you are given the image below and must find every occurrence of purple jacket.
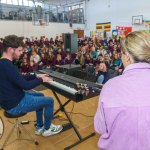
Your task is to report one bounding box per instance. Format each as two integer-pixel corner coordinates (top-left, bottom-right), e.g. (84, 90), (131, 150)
(94, 63), (150, 150)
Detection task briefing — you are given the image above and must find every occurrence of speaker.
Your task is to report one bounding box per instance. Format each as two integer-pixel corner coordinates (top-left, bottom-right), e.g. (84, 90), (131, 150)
(63, 34), (78, 53)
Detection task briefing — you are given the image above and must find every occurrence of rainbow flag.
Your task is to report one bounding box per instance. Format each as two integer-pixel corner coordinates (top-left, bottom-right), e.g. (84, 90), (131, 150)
(96, 22), (111, 32)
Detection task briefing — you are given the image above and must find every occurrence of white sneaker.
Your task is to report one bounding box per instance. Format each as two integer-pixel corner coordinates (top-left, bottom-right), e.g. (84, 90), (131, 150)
(35, 126), (45, 135)
(42, 123), (63, 137)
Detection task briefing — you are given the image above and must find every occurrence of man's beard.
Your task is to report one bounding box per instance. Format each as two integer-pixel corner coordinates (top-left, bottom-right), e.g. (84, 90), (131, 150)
(12, 52), (19, 60)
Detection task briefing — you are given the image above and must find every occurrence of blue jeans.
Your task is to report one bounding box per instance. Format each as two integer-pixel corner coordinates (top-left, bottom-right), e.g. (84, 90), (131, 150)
(7, 91), (54, 129)
(97, 75), (105, 84)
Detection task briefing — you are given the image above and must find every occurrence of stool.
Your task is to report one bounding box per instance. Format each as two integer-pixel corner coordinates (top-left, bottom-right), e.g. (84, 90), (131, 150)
(0, 111), (39, 150)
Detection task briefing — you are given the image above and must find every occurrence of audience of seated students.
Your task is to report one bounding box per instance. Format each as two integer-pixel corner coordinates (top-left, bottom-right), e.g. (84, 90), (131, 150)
(108, 40), (114, 54)
(74, 51), (82, 65)
(98, 45), (107, 56)
(38, 53), (48, 70)
(90, 46), (98, 59)
(0, 38), (3, 57)
(30, 50), (41, 64)
(104, 54), (111, 68)
(95, 61), (107, 84)
(55, 53), (64, 66)
(85, 53), (93, 66)
(110, 52), (122, 71)
(94, 30), (150, 150)
(64, 52), (73, 65)
(0, 35), (123, 84)
(20, 57), (30, 73)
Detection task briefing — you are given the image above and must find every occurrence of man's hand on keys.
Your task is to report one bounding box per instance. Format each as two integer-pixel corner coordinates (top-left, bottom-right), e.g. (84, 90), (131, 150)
(37, 74), (53, 82)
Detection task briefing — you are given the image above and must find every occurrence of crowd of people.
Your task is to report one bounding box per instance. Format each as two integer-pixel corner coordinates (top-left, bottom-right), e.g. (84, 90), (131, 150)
(0, 35), (123, 84)
(1, 31), (150, 150)
(94, 30), (150, 150)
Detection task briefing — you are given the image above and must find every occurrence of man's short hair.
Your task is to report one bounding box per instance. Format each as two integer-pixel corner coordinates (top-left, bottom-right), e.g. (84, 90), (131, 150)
(3, 35), (24, 52)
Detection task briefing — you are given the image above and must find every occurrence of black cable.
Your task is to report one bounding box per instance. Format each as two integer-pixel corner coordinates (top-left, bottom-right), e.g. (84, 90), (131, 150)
(7, 119), (36, 125)
(54, 96), (95, 119)
(54, 102), (94, 119)
(67, 112), (94, 118)
(69, 102), (75, 119)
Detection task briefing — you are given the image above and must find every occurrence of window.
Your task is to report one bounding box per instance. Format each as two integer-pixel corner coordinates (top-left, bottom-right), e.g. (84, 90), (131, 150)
(23, 0), (29, 6)
(79, 4), (83, 8)
(28, 0), (33, 7)
(12, 0), (18, 5)
(69, 6), (71, 11)
(18, 0), (23, 5)
(1, 0), (6, 4)
(52, 6), (56, 9)
(65, 7), (69, 11)
(35, 2), (43, 7)
(7, 0), (12, 4)
(43, 4), (49, 10)
(72, 5), (79, 10)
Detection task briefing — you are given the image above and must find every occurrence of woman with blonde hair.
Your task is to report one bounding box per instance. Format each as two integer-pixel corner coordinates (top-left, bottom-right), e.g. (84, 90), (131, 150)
(94, 31), (150, 150)
(95, 62), (107, 84)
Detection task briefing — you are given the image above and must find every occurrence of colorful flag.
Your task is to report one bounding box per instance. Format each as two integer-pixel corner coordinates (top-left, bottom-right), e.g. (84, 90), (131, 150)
(145, 21), (150, 25)
(112, 30), (118, 37)
(116, 26), (132, 36)
(96, 22), (111, 32)
(145, 21), (150, 33)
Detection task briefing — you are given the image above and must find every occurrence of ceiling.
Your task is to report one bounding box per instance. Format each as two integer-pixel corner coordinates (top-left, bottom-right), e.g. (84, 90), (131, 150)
(34, 0), (85, 6)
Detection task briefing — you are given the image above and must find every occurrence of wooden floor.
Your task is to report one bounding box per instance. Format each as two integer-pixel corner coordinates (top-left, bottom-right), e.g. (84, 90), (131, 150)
(0, 86), (100, 150)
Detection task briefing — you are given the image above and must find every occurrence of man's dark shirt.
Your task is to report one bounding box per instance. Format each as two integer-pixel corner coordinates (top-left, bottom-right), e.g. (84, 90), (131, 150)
(0, 58), (43, 110)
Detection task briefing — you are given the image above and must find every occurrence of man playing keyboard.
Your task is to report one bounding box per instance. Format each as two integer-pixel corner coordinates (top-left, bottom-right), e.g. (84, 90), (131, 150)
(0, 35), (63, 137)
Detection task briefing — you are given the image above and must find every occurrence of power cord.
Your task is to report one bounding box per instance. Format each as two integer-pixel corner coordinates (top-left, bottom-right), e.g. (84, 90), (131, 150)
(7, 119), (36, 125)
(67, 112), (94, 118)
(54, 101), (94, 120)
(69, 102), (75, 119)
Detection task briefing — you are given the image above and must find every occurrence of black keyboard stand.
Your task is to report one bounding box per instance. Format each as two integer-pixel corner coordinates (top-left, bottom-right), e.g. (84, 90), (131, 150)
(52, 91), (95, 150)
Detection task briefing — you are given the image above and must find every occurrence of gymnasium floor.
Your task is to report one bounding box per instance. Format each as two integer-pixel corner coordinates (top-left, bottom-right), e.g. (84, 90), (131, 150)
(0, 85), (100, 150)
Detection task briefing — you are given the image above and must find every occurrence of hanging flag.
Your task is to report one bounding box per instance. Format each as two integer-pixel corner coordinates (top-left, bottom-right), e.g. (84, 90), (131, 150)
(145, 21), (150, 25)
(112, 30), (118, 37)
(116, 26), (132, 36)
(96, 22), (111, 32)
(145, 21), (150, 33)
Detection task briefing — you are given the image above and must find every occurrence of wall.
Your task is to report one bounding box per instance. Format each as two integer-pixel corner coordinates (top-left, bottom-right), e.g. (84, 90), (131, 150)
(0, 20), (85, 38)
(85, 0), (150, 36)
(1, 0), (150, 38)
